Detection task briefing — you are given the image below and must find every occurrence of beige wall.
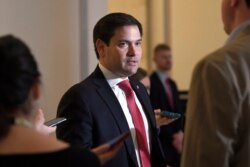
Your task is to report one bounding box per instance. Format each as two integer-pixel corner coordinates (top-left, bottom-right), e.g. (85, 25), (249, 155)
(0, 0), (81, 120)
(0, 0), (228, 120)
(107, 0), (228, 90)
(147, 0), (168, 71)
(170, 0), (227, 90)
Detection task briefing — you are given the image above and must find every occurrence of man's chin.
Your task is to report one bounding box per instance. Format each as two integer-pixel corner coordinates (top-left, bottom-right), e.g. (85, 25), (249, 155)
(129, 68), (138, 75)
(118, 69), (138, 77)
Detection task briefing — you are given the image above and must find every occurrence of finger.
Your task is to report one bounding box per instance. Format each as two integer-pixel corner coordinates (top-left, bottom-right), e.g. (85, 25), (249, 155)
(46, 126), (56, 134)
(91, 144), (110, 154)
(154, 109), (161, 114)
(36, 109), (45, 123)
(97, 142), (123, 165)
(39, 125), (56, 135)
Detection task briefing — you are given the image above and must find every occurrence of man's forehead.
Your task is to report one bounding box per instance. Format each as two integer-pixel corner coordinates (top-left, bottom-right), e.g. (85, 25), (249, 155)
(111, 27), (142, 42)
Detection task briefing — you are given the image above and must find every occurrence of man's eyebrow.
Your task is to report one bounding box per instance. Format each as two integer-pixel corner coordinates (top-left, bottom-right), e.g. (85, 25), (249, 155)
(118, 39), (142, 42)
(136, 39), (142, 43)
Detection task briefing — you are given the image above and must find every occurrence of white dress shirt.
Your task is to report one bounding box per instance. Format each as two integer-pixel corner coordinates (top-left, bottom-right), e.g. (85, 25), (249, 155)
(99, 63), (150, 167)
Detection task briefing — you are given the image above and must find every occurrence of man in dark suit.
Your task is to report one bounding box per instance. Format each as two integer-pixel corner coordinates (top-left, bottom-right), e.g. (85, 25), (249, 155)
(150, 44), (183, 167)
(56, 13), (166, 167)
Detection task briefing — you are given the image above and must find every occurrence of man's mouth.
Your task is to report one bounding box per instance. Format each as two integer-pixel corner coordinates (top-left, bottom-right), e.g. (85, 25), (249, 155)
(127, 60), (138, 66)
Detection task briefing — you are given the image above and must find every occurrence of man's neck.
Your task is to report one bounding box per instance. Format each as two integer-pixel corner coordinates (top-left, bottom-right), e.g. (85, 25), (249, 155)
(230, 4), (250, 33)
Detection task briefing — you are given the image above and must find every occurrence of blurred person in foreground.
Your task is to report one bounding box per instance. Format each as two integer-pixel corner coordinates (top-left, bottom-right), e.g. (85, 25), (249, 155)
(181, 0), (250, 166)
(0, 35), (121, 167)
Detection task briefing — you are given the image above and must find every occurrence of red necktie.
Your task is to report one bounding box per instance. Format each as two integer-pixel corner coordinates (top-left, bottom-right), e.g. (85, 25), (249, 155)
(165, 78), (174, 110)
(118, 80), (151, 167)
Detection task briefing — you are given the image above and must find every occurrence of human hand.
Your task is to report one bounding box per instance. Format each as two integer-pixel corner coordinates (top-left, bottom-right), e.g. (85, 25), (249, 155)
(172, 130), (184, 153)
(34, 109), (56, 135)
(154, 109), (177, 128)
(91, 142), (123, 165)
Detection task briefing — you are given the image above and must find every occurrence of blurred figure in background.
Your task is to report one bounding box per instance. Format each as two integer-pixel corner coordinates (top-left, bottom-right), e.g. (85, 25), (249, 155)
(130, 67), (150, 94)
(150, 44), (183, 167)
(130, 67), (178, 129)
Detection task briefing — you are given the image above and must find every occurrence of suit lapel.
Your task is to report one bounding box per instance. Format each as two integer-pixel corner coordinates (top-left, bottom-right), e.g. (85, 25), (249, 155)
(91, 67), (139, 167)
(129, 79), (156, 135)
(129, 79), (158, 158)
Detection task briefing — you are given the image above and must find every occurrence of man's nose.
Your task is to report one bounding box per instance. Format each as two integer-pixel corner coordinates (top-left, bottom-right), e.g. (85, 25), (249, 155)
(127, 45), (136, 57)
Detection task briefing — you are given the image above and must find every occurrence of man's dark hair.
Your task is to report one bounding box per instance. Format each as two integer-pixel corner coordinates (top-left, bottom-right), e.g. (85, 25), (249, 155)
(154, 43), (171, 54)
(0, 35), (40, 139)
(130, 68), (148, 81)
(93, 12), (143, 59)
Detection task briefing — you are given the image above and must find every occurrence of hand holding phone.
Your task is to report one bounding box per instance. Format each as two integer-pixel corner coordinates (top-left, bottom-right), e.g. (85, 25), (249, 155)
(160, 111), (181, 119)
(106, 131), (131, 149)
(92, 133), (129, 165)
(44, 117), (67, 127)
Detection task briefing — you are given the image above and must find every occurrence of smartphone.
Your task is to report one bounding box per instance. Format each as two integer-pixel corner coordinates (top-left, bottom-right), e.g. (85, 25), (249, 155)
(106, 131), (131, 149)
(160, 111), (181, 119)
(44, 117), (67, 127)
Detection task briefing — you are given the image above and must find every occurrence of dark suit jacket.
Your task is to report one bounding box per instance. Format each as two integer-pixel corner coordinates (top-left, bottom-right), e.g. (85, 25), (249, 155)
(150, 72), (182, 167)
(56, 66), (166, 167)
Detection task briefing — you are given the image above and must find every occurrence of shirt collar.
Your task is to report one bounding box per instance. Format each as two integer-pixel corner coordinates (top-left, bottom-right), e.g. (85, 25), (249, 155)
(156, 70), (168, 83)
(98, 63), (128, 88)
(225, 20), (250, 45)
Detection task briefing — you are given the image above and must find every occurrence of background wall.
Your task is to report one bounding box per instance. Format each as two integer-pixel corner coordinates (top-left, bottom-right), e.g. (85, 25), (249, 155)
(0, 0), (81, 120)
(170, 0), (227, 90)
(107, 0), (227, 90)
(80, 0), (107, 78)
(0, 0), (228, 120)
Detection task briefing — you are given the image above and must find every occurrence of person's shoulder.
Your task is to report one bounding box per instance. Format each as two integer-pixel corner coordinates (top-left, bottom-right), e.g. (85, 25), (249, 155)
(200, 43), (242, 68)
(168, 77), (177, 85)
(7, 127), (69, 154)
(129, 78), (148, 92)
(62, 73), (99, 96)
(65, 66), (101, 88)
(29, 130), (69, 151)
(149, 71), (157, 77)
(149, 71), (159, 82)
(193, 45), (240, 78)
(129, 77), (143, 86)
(196, 43), (225, 66)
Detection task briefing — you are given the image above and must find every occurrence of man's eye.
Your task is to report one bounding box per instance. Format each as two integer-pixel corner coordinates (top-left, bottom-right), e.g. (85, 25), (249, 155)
(118, 42), (128, 48)
(135, 41), (142, 46)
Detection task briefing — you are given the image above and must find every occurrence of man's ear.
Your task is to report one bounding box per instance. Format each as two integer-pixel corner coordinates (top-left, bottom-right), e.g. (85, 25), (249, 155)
(32, 79), (40, 100)
(96, 39), (106, 58)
